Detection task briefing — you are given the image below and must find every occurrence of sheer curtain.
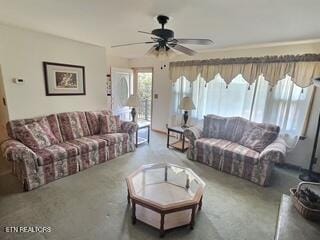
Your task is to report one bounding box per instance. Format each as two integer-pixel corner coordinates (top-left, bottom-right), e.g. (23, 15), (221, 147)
(170, 74), (314, 150)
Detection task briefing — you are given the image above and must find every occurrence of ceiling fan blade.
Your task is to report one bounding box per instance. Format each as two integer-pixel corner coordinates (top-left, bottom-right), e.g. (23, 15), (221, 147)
(173, 38), (214, 45)
(111, 41), (155, 48)
(168, 44), (197, 56)
(145, 45), (158, 56)
(138, 31), (164, 40)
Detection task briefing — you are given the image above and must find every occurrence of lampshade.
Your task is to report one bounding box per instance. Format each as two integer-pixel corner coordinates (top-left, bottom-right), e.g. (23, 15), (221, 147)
(313, 77), (320, 88)
(126, 95), (139, 107)
(179, 96), (195, 110)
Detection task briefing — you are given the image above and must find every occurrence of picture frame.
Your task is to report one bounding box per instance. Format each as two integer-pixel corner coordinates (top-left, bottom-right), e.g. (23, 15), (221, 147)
(43, 62), (86, 96)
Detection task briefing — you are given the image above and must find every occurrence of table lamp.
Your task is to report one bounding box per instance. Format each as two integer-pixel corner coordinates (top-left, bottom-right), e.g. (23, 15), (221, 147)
(179, 96), (195, 128)
(127, 95), (139, 122)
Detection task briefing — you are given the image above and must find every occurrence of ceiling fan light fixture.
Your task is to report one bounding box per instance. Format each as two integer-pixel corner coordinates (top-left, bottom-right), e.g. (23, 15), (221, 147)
(166, 48), (176, 59)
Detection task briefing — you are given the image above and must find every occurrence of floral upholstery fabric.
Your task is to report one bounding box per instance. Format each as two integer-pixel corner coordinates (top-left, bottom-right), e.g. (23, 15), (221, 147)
(15, 118), (59, 150)
(6, 114), (63, 142)
(259, 136), (286, 164)
(239, 126), (278, 152)
(196, 138), (232, 169)
(67, 136), (107, 154)
(2, 110), (136, 191)
(184, 114), (287, 186)
(222, 117), (248, 142)
(223, 143), (260, 165)
(203, 116), (226, 139)
(58, 112), (91, 141)
(35, 142), (79, 166)
(98, 133), (129, 146)
(85, 110), (112, 135)
(100, 115), (121, 134)
(120, 121), (138, 135)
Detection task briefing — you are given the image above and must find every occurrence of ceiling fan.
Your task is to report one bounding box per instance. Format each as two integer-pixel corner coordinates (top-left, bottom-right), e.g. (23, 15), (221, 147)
(111, 15), (214, 58)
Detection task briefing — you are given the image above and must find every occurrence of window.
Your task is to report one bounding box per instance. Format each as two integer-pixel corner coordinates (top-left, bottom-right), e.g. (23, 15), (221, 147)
(171, 74), (313, 148)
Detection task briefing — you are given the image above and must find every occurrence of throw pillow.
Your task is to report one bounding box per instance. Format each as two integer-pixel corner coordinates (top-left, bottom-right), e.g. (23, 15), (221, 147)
(100, 115), (121, 134)
(15, 118), (59, 150)
(203, 115), (226, 139)
(239, 126), (278, 152)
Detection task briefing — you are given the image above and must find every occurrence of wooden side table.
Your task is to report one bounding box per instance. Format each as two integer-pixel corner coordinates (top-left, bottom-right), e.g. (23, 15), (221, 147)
(167, 126), (189, 152)
(136, 121), (150, 147)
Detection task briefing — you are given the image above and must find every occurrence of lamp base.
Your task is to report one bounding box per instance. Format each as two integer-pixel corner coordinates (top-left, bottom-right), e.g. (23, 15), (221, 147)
(182, 111), (188, 128)
(299, 172), (320, 182)
(131, 108), (136, 122)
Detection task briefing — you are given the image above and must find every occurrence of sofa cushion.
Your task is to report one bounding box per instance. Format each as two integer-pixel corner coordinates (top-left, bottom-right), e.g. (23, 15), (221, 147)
(239, 126), (278, 152)
(203, 115), (226, 139)
(7, 114), (63, 142)
(223, 142), (260, 165)
(67, 136), (107, 154)
(46, 114), (64, 142)
(246, 121), (280, 133)
(97, 133), (129, 145)
(15, 118), (59, 151)
(35, 142), (79, 166)
(85, 110), (112, 135)
(100, 115), (121, 134)
(196, 138), (233, 155)
(58, 112), (91, 141)
(223, 117), (249, 142)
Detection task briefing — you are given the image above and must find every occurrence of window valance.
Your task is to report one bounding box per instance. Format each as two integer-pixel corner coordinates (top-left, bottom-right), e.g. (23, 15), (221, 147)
(169, 54), (320, 88)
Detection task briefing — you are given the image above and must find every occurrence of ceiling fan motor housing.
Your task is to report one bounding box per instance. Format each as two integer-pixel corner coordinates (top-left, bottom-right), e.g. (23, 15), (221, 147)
(151, 29), (174, 41)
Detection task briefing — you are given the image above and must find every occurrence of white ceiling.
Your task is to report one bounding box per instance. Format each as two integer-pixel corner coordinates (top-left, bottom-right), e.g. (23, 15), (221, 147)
(0, 0), (320, 58)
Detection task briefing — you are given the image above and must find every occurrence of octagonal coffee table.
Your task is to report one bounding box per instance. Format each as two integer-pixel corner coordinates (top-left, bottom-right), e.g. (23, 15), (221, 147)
(126, 163), (205, 237)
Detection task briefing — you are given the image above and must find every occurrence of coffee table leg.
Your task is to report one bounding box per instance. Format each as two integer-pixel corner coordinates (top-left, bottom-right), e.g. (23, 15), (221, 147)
(160, 213), (165, 237)
(190, 206), (196, 230)
(131, 200), (136, 225)
(199, 195), (203, 211)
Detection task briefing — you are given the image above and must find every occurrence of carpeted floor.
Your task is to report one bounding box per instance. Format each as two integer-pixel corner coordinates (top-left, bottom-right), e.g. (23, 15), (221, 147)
(0, 132), (300, 240)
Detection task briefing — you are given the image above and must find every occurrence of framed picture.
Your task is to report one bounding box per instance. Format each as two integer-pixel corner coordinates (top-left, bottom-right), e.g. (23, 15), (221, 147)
(43, 62), (86, 96)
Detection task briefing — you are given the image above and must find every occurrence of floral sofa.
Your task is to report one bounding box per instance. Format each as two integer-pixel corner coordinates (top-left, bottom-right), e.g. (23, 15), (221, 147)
(1, 110), (137, 191)
(184, 115), (287, 186)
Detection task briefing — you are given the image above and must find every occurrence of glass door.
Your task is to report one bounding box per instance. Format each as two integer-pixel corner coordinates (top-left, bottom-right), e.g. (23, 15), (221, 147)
(136, 69), (153, 124)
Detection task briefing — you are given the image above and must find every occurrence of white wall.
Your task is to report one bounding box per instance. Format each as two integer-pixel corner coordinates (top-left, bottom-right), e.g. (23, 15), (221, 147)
(0, 24), (108, 120)
(129, 41), (320, 170)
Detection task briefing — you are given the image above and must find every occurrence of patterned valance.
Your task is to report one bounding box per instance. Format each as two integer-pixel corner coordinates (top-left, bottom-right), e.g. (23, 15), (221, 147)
(169, 54), (320, 87)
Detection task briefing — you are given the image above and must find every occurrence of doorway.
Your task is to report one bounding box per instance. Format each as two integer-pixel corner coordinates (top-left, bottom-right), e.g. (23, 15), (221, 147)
(111, 67), (133, 121)
(136, 68), (153, 125)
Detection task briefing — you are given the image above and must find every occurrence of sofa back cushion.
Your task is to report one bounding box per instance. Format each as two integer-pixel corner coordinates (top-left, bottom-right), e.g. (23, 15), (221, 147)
(100, 115), (121, 134)
(203, 115), (226, 139)
(57, 112), (91, 141)
(239, 126), (279, 152)
(223, 117), (249, 142)
(7, 114), (63, 142)
(15, 118), (59, 150)
(85, 110), (112, 135)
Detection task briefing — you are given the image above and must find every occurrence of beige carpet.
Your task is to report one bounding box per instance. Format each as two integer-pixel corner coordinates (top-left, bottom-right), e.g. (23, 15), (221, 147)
(0, 132), (300, 240)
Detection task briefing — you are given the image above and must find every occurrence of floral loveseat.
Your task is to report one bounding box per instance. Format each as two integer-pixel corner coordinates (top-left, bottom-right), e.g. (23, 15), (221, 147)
(1, 110), (137, 191)
(184, 115), (287, 186)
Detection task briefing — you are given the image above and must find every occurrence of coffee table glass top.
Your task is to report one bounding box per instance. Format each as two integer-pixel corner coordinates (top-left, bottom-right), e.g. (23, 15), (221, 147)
(126, 163), (205, 208)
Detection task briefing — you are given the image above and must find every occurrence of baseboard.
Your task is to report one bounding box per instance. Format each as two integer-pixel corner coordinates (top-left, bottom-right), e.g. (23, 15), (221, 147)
(276, 162), (320, 175)
(151, 129), (167, 135)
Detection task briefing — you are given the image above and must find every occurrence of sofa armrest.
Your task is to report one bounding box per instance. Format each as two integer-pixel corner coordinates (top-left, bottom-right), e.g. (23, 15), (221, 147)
(1, 139), (38, 162)
(184, 126), (203, 145)
(259, 137), (287, 164)
(120, 121), (138, 135)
